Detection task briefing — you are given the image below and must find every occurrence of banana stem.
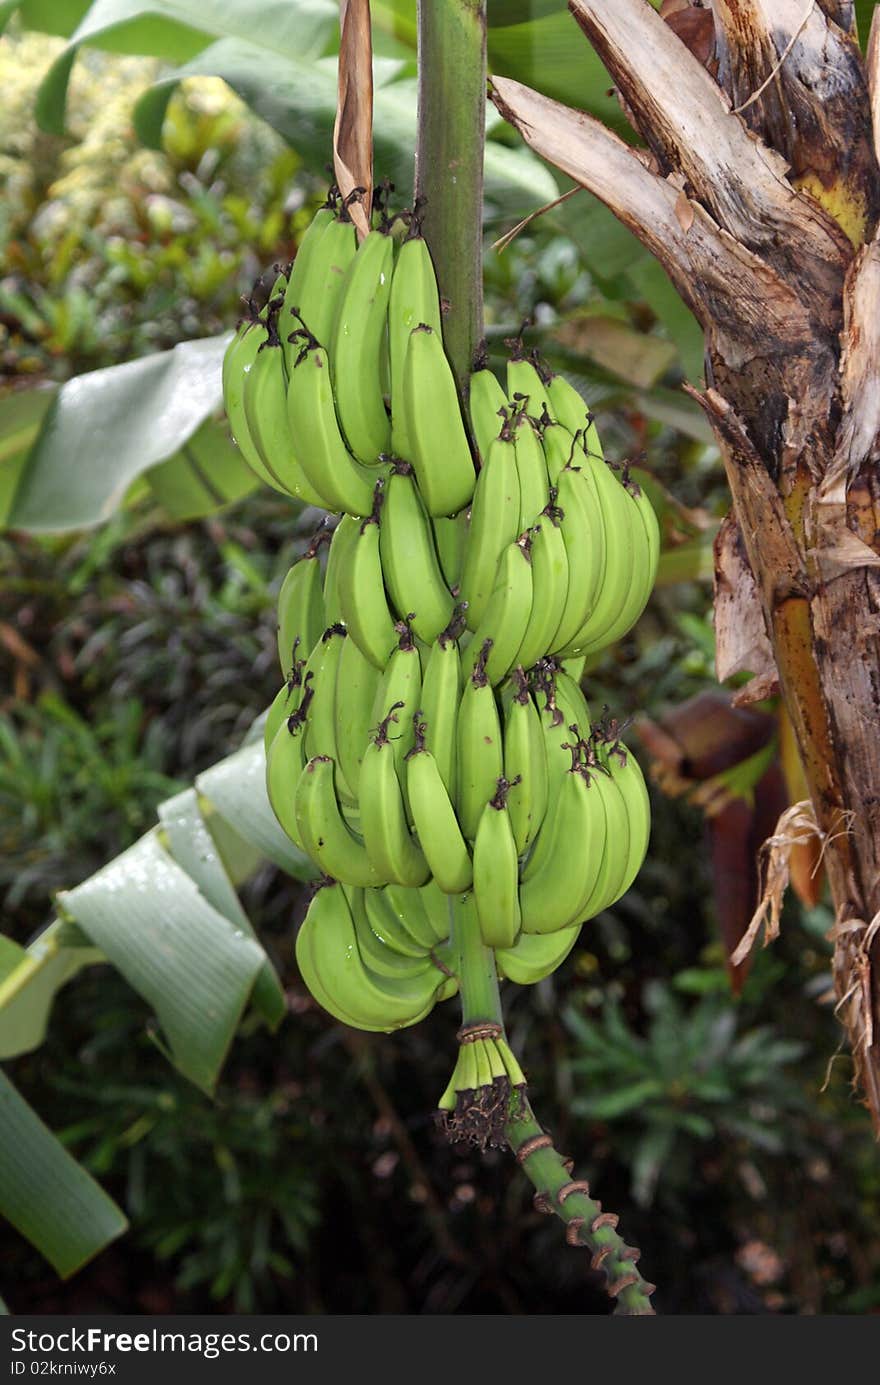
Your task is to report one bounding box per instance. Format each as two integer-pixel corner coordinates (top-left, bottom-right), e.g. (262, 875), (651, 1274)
(452, 894), (502, 1025)
(505, 1094), (657, 1315)
(415, 0), (486, 388)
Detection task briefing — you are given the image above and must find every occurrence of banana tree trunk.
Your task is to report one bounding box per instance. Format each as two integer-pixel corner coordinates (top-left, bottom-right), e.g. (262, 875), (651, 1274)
(492, 0), (880, 1129)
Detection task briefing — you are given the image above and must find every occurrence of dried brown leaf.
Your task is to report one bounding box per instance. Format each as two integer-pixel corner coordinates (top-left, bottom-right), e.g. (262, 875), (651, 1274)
(730, 801), (822, 965)
(334, 0), (373, 240)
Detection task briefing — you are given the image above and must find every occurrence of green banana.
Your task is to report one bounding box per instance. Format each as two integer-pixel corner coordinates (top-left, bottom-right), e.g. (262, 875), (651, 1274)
(378, 466), (454, 642)
(419, 624), (463, 798)
(572, 478), (659, 655)
(467, 366), (509, 462)
(401, 324), (476, 516)
(472, 781), (522, 948)
(265, 714), (311, 852)
(333, 629), (381, 802)
(263, 681), (298, 755)
(337, 487), (399, 669)
(519, 766), (608, 934)
(388, 232), (442, 457)
(459, 429), (521, 632)
(385, 881), (445, 949)
(296, 880), (442, 1031)
(295, 755), (385, 887)
(406, 741), (473, 893)
(363, 886), (431, 958)
(464, 538), (534, 686)
(286, 341), (379, 516)
(507, 354), (554, 423)
(359, 734), (431, 887)
(554, 450), (635, 657)
(594, 735), (650, 910)
(322, 514), (360, 625)
(347, 886), (439, 980)
(511, 407), (550, 532)
(418, 877), (456, 944)
(577, 762), (630, 920)
(455, 643), (504, 840)
(222, 322), (289, 493)
(329, 227), (394, 463)
(242, 324), (329, 507)
(548, 455), (605, 654)
(501, 671), (549, 855)
(300, 625), (355, 804)
(284, 211), (358, 347)
(432, 512), (469, 592)
(279, 202), (337, 373)
(369, 632), (423, 783)
(495, 921), (582, 985)
(276, 537), (326, 678)
(546, 371), (604, 463)
(513, 496), (569, 671)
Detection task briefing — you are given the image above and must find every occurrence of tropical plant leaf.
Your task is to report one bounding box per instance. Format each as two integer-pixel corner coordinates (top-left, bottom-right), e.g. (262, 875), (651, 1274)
(0, 725), (298, 1083)
(57, 829), (267, 1094)
(14, 0), (92, 37)
(34, 0), (339, 133)
(0, 1068), (128, 1277)
(0, 0), (22, 36)
(487, 10), (624, 130)
(0, 921), (102, 1061)
(5, 335), (233, 532)
(855, 1), (878, 50)
(0, 385), (58, 527)
(144, 418), (259, 521)
(134, 42), (557, 215)
(157, 787), (285, 1027)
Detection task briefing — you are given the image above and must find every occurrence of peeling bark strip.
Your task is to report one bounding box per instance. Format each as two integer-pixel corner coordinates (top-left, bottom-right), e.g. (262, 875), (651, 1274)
(334, 0), (374, 240)
(492, 0), (880, 1131)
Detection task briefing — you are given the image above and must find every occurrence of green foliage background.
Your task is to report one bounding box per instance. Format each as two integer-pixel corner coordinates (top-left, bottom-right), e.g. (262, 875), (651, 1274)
(2, 0), (880, 1315)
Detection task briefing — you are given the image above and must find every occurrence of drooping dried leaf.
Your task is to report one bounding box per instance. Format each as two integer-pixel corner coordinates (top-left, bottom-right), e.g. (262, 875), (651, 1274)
(730, 801), (822, 966)
(334, 0), (373, 240)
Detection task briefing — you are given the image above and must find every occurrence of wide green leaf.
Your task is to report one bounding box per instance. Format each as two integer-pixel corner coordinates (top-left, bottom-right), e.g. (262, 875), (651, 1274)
(0, 921), (102, 1061)
(14, 0), (91, 36)
(157, 787), (285, 1027)
(134, 42), (557, 214)
(145, 417), (258, 521)
(58, 829), (268, 1094)
(487, 11), (624, 130)
(5, 335), (232, 532)
(35, 0), (338, 133)
(0, 1069), (128, 1277)
(855, 1), (878, 49)
(0, 0), (22, 36)
(0, 385), (57, 527)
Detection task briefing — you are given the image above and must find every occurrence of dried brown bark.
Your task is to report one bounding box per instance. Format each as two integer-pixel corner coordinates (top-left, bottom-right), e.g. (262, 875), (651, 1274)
(491, 0), (880, 1130)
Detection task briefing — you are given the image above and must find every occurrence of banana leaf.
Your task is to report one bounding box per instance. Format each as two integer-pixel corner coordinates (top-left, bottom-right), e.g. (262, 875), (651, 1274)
(0, 720), (313, 1271)
(0, 1069), (128, 1278)
(2, 335), (258, 533)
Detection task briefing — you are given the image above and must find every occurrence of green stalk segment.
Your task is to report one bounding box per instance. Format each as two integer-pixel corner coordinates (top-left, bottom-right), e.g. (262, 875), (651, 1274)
(415, 0), (487, 387)
(506, 1095), (657, 1316)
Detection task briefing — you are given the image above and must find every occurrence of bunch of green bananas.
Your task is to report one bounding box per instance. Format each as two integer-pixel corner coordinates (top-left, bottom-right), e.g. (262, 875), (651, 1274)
(222, 187), (659, 1091)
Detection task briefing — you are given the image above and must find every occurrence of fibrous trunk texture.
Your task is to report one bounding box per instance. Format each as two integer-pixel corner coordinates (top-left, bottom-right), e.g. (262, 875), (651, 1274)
(491, 0), (880, 1130)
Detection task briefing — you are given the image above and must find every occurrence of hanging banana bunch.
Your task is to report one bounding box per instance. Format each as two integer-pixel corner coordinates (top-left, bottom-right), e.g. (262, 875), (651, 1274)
(223, 185), (659, 1140)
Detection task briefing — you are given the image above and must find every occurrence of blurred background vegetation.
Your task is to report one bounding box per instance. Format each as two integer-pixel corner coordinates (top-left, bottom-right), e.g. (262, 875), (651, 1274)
(2, 8), (880, 1316)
